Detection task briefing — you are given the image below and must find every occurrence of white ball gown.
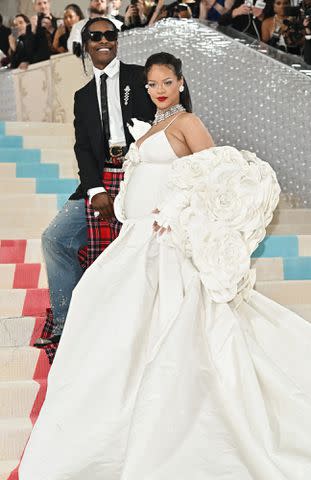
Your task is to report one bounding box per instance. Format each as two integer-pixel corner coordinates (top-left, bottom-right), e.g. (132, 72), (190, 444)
(19, 119), (311, 480)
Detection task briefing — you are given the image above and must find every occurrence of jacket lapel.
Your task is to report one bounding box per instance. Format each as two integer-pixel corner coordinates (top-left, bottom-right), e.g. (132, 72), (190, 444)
(85, 78), (105, 163)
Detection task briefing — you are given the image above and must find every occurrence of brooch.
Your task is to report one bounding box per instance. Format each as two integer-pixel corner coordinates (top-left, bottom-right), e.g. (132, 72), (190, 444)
(124, 85), (131, 106)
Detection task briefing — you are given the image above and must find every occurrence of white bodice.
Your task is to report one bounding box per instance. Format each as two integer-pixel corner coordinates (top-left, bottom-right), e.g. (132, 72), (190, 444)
(124, 130), (178, 219)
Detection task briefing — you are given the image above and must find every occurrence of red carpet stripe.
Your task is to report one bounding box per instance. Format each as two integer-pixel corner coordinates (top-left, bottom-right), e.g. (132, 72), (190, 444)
(29, 316), (47, 346)
(13, 264), (41, 289)
(0, 240), (26, 264)
(22, 289), (50, 316)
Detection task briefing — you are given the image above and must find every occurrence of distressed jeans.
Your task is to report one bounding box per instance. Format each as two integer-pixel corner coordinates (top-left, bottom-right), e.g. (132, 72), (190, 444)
(41, 199), (87, 335)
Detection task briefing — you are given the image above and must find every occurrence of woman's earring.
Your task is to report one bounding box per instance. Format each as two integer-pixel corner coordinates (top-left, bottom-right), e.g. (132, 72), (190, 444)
(179, 85), (185, 93)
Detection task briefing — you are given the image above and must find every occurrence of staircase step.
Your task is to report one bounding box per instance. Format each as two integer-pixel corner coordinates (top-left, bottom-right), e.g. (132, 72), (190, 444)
(253, 257), (311, 281)
(23, 135), (73, 149)
(36, 177), (78, 194)
(267, 224), (311, 235)
(0, 316), (45, 347)
(0, 136), (22, 148)
(271, 208), (311, 224)
(0, 417), (33, 460)
(1, 194), (57, 210)
(5, 121), (73, 136)
(0, 164), (16, 177)
(286, 304), (311, 321)
(0, 264), (47, 289)
(0, 380), (40, 417)
(253, 235), (311, 258)
(15, 162), (59, 179)
(255, 280), (311, 304)
(0, 288), (49, 317)
(0, 240), (43, 264)
(0, 459), (19, 480)
(0, 149), (40, 163)
(0, 347), (40, 381)
(0, 179), (36, 194)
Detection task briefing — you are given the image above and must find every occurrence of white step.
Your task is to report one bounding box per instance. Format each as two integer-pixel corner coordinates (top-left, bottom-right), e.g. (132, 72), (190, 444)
(267, 224), (311, 235)
(0, 380), (39, 417)
(0, 194), (57, 211)
(0, 317), (38, 347)
(255, 280), (311, 304)
(286, 304), (311, 321)
(0, 417), (32, 460)
(0, 164), (16, 177)
(0, 179), (35, 194)
(5, 121), (73, 136)
(0, 264), (47, 289)
(271, 208), (311, 224)
(0, 459), (19, 480)
(252, 258), (283, 281)
(0, 347), (40, 381)
(23, 135), (73, 150)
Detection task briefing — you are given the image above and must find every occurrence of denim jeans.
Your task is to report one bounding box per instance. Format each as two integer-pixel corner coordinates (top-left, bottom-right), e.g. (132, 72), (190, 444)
(41, 199), (87, 335)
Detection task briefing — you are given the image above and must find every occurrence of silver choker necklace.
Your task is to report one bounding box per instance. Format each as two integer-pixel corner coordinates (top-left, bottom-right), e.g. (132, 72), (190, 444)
(153, 104), (186, 126)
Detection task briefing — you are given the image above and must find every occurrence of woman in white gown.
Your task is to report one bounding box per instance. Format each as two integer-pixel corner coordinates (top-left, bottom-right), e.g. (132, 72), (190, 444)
(19, 52), (311, 480)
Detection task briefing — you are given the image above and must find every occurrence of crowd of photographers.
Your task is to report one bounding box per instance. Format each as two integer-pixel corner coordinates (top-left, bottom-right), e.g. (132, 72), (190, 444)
(0, 0), (310, 70)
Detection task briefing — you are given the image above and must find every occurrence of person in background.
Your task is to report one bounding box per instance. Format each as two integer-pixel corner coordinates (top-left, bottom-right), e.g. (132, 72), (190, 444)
(109, 0), (125, 22)
(0, 13), (11, 56)
(53, 4), (84, 53)
(218, 0), (265, 38)
(8, 14), (34, 69)
(31, 0), (58, 62)
(261, 0), (290, 47)
(303, 14), (311, 64)
(199, 0), (234, 21)
(67, 0), (122, 55)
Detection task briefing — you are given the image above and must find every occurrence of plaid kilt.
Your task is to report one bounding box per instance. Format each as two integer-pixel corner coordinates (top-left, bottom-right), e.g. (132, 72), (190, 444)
(78, 168), (124, 269)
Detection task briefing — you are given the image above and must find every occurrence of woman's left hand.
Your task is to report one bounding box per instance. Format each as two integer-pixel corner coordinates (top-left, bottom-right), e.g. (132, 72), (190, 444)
(152, 209), (171, 235)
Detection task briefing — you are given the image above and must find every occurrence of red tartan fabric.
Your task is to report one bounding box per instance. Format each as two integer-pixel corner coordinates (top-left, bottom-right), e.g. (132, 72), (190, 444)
(79, 168), (124, 269)
(39, 168), (124, 365)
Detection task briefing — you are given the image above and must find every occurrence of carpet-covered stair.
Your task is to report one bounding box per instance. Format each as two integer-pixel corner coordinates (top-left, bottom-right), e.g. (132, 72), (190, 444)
(0, 120), (311, 478)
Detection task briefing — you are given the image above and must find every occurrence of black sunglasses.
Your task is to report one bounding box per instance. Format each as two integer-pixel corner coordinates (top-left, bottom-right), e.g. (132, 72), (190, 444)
(87, 30), (118, 42)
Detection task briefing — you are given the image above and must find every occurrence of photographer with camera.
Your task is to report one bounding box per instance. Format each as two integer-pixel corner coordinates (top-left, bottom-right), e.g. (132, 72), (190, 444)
(218, 0), (266, 38)
(123, 0), (153, 28)
(30, 0), (58, 63)
(261, 0), (290, 48)
(8, 14), (35, 69)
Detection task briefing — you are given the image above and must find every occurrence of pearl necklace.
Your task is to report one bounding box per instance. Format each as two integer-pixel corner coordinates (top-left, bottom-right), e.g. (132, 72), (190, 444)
(153, 104), (186, 126)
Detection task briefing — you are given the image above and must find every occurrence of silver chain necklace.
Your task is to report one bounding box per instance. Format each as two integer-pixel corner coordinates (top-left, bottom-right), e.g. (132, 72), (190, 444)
(153, 104), (186, 126)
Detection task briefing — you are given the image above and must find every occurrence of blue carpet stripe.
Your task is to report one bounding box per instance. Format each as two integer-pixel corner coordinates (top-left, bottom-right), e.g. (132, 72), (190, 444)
(0, 123), (4, 135)
(283, 257), (311, 280)
(57, 194), (70, 209)
(0, 148), (41, 163)
(0, 135), (23, 148)
(16, 163), (59, 178)
(252, 235), (299, 258)
(36, 178), (78, 194)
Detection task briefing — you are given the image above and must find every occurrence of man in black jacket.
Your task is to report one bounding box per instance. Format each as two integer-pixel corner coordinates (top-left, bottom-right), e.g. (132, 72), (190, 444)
(35, 18), (155, 347)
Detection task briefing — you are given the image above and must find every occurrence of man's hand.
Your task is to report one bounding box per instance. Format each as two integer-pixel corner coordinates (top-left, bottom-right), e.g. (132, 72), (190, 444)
(91, 192), (114, 220)
(232, 4), (251, 17)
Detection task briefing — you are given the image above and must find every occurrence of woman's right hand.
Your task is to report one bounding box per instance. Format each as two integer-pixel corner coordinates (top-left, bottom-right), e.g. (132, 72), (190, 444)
(232, 3), (251, 17)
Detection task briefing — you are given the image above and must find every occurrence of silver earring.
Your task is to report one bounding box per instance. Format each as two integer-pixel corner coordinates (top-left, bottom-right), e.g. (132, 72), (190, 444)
(179, 85), (184, 93)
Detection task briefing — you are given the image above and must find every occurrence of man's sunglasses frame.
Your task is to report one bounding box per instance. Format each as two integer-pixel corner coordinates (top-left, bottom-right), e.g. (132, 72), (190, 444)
(87, 30), (118, 42)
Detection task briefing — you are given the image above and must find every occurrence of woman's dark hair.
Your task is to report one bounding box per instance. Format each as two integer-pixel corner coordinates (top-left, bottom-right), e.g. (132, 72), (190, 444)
(64, 3), (85, 21)
(80, 17), (118, 73)
(144, 52), (192, 113)
(14, 13), (31, 25)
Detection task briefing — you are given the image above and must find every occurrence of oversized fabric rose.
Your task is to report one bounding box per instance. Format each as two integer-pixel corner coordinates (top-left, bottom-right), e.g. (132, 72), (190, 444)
(189, 221), (250, 303)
